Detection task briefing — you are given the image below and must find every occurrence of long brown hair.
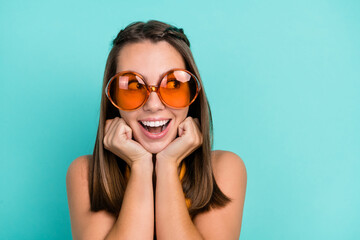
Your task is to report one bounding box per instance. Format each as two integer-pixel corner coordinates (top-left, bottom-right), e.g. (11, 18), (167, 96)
(89, 20), (231, 219)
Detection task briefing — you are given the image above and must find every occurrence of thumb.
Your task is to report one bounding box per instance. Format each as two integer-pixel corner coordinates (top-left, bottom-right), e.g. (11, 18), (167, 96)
(178, 121), (186, 137)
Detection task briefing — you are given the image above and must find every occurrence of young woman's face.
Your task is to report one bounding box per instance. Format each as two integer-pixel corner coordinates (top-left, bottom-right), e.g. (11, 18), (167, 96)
(116, 40), (189, 154)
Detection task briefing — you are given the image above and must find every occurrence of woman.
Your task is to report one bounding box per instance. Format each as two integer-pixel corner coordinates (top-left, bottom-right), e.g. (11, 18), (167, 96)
(66, 20), (247, 240)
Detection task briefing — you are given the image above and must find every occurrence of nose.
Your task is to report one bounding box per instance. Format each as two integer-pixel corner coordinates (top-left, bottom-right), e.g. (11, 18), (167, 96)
(143, 91), (165, 112)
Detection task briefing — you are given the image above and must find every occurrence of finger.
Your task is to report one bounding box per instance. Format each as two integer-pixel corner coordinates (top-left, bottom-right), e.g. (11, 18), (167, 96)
(113, 118), (133, 141)
(185, 117), (203, 145)
(178, 119), (188, 137)
(106, 117), (120, 139)
(104, 118), (117, 149)
(119, 122), (133, 140)
(193, 118), (202, 139)
(104, 119), (114, 135)
(107, 118), (129, 147)
(105, 117), (121, 135)
(178, 117), (195, 137)
(105, 119), (129, 154)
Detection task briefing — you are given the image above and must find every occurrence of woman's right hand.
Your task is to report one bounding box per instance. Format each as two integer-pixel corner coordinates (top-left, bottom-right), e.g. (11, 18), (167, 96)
(103, 117), (152, 169)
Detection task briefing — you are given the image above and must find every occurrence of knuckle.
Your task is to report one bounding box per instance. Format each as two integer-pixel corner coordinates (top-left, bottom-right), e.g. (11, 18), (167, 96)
(118, 124), (126, 133)
(125, 124), (132, 131)
(195, 134), (202, 145)
(188, 135), (196, 145)
(103, 138), (109, 149)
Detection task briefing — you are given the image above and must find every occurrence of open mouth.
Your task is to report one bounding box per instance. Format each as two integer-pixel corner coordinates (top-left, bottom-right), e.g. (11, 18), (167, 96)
(139, 119), (171, 135)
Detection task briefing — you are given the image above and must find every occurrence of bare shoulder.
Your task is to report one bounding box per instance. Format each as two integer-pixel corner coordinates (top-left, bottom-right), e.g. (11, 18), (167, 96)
(211, 150), (247, 183)
(66, 155), (91, 185)
(66, 155), (116, 239)
(193, 150), (247, 240)
(66, 155), (92, 205)
(210, 150), (247, 205)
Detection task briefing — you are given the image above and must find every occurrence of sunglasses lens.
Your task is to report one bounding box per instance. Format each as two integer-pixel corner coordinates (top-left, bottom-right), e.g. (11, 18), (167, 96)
(108, 73), (147, 110)
(159, 70), (199, 108)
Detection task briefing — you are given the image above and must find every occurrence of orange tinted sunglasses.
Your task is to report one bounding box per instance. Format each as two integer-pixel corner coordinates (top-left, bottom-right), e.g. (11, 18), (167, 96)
(105, 68), (201, 111)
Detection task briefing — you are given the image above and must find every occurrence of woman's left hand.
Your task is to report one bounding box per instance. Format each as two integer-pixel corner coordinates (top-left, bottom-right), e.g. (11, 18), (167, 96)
(156, 117), (203, 167)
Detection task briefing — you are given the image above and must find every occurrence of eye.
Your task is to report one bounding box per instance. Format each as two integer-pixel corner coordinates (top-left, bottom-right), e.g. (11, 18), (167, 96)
(166, 79), (181, 89)
(128, 80), (143, 90)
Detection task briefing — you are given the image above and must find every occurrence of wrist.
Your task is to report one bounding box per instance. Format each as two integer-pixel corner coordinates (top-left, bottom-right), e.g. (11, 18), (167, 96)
(155, 157), (178, 174)
(156, 151), (178, 165)
(131, 158), (154, 173)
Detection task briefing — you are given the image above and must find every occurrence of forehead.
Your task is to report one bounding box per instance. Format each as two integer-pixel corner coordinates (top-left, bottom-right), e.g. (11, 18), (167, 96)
(116, 40), (186, 83)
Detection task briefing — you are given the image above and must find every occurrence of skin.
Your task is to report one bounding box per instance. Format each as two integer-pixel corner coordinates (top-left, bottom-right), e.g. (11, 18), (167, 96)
(104, 40), (202, 168)
(66, 40), (247, 240)
(101, 40), (204, 239)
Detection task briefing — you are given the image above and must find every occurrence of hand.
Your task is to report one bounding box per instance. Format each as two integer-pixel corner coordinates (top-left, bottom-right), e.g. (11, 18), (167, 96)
(157, 117), (203, 167)
(103, 117), (152, 168)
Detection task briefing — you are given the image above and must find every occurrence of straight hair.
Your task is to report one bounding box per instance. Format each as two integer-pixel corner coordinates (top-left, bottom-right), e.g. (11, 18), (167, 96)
(89, 20), (231, 220)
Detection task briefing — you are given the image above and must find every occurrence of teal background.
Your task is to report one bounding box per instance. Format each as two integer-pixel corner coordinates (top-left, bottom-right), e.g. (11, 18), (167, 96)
(1, 0), (359, 239)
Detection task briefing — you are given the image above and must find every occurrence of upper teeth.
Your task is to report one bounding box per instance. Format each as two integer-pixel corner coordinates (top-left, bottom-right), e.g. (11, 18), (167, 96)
(141, 120), (169, 127)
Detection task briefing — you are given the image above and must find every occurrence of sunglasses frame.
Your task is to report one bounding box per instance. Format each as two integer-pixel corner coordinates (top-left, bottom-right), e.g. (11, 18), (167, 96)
(105, 68), (202, 111)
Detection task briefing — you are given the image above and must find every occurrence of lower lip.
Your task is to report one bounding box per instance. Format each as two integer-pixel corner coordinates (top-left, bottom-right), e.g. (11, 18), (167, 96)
(139, 121), (171, 139)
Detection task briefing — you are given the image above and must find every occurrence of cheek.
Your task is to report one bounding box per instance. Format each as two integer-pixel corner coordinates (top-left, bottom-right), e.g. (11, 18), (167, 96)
(174, 108), (189, 124)
(181, 108), (189, 120)
(119, 111), (137, 126)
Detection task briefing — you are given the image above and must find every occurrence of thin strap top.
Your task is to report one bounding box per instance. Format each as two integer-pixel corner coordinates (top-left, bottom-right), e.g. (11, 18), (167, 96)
(125, 163), (191, 209)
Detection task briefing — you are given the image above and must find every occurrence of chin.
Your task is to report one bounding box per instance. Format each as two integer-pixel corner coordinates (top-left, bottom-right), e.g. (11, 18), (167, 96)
(133, 125), (177, 154)
(143, 142), (168, 154)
